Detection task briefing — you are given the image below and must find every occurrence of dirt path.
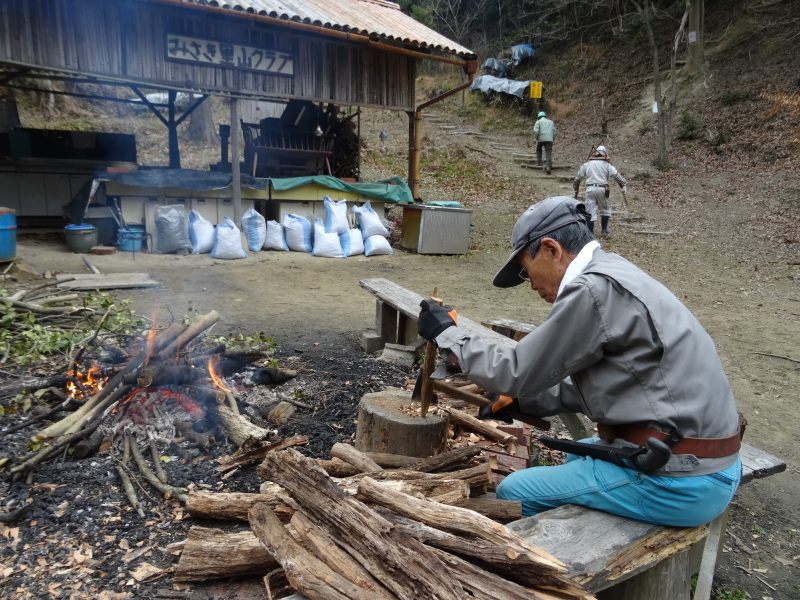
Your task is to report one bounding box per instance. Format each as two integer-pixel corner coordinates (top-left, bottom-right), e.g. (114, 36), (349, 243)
(12, 104), (800, 598)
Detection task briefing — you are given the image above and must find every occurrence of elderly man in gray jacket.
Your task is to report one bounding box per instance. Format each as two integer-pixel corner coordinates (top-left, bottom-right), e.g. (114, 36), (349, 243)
(418, 196), (743, 527)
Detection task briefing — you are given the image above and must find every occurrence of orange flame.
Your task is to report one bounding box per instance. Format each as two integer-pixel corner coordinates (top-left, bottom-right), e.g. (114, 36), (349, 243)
(143, 307), (160, 367)
(208, 356), (231, 392)
(66, 366), (107, 400)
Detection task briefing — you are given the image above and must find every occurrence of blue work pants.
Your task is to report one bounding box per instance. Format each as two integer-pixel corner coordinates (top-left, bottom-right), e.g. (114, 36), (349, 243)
(496, 439), (741, 527)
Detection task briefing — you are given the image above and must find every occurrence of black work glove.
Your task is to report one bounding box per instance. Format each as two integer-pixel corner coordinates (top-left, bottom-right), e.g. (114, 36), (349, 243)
(418, 300), (457, 343)
(478, 392), (519, 424)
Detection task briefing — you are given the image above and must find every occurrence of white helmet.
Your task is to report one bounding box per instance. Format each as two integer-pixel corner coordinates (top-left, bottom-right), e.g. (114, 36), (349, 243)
(596, 145), (607, 156)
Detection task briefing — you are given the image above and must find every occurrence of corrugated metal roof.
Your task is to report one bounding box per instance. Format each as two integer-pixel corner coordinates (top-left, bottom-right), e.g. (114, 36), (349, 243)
(184, 0), (474, 57)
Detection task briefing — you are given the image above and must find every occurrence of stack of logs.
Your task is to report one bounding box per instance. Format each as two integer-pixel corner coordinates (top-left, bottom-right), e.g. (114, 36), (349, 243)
(177, 444), (594, 600)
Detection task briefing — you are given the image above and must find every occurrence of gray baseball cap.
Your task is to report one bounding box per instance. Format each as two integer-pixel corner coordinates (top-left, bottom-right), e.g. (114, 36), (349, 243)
(492, 196), (591, 288)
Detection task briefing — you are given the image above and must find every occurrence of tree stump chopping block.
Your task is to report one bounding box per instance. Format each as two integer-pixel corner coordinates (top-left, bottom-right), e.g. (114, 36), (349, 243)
(355, 391), (449, 458)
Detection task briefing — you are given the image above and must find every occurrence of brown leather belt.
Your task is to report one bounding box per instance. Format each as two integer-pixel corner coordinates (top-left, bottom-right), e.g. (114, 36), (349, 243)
(597, 419), (745, 458)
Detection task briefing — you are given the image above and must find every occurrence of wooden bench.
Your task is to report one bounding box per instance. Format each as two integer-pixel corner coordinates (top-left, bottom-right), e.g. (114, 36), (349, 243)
(359, 277), (787, 600)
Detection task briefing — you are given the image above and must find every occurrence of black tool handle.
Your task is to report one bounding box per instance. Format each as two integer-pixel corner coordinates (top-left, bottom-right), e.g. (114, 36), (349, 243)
(632, 437), (672, 472)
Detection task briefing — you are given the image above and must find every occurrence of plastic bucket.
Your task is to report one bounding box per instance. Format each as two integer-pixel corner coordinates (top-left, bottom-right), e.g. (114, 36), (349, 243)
(0, 208), (16, 262)
(118, 225), (144, 252)
(64, 224), (99, 253)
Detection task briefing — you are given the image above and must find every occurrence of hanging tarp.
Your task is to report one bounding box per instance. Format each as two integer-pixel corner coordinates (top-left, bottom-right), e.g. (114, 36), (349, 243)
(470, 75), (531, 99)
(270, 175), (414, 204)
(93, 170), (413, 203)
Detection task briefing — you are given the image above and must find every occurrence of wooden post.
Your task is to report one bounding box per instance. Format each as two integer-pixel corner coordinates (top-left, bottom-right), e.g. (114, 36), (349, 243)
(355, 391), (448, 457)
(230, 97), (242, 226)
(167, 90), (181, 168)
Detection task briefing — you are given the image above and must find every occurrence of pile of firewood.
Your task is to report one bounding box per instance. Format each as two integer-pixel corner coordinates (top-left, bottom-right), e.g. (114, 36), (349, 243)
(175, 444), (594, 600)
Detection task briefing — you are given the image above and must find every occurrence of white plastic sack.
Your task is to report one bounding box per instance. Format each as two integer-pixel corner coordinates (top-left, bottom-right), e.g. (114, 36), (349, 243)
(312, 218), (345, 258)
(351, 201), (390, 238)
(364, 234), (393, 256)
(155, 204), (192, 254)
(264, 220), (289, 251)
(323, 196), (350, 234)
(188, 210), (215, 254)
(282, 214), (313, 252)
(241, 206), (266, 252)
(339, 228), (364, 257)
(210, 216), (248, 259)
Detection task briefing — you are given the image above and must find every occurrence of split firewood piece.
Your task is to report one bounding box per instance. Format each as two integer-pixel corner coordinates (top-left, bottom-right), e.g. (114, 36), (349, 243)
(267, 401), (295, 424)
(451, 497), (523, 522)
(316, 452), (417, 477)
(289, 510), (394, 599)
(335, 462), (492, 496)
(316, 459), (361, 478)
(372, 508), (578, 596)
(445, 407), (517, 449)
(158, 310), (220, 361)
(136, 362), (203, 388)
(258, 449), (469, 599)
(173, 525), (278, 582)
(213, 404), (272, 448)
(216, 435), (309, 472)
(330, 442), (382, 472)
(357, 476), (566, 572)
(249, 502), (383, 600)
(429, 545), (595, 600)
(407, 444), (483, 473)
(162, 384), (226, 406)
(186, 490), (294, 523)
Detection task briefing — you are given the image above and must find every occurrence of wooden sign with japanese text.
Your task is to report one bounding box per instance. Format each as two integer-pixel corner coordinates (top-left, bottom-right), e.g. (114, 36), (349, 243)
(166, 34), (293, 76)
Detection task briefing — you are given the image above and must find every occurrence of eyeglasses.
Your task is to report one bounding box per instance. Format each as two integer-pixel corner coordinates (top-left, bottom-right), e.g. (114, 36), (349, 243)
(518, 267), (531, 282)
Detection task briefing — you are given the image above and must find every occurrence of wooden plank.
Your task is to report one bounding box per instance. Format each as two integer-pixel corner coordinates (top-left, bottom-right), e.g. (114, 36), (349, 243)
(55, 273), (160, 290)
(507, 504), (707, 593)
(740, 442), (786, 483)
(359, 278), (516, 348)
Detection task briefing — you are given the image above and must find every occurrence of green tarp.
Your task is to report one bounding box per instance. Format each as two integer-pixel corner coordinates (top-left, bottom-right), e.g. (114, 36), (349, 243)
(271, 175), (414, 204)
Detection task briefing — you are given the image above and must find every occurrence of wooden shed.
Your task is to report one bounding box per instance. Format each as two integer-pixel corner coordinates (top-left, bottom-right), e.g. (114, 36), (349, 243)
(0, 0), (476, 223)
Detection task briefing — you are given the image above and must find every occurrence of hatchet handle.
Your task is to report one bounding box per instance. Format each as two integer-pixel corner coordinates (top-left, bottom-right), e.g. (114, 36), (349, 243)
(420, 288), (443, 417)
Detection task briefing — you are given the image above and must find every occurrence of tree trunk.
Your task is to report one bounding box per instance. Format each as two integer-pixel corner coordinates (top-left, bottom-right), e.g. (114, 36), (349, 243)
(687, 0), (705, 76)
(173, 526), (278, 582)
(185, 97), (218, 144)
(355, 391), (449, 457)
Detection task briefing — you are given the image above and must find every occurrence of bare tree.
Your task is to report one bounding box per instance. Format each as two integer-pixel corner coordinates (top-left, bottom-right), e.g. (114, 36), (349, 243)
(425, 0), (489, 44)
(185, 97), (218, 145)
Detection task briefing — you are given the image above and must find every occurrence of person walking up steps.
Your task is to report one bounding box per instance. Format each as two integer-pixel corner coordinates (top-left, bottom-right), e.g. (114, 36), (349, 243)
(533, 111), (556, 175)
(572, 145), (627, 234)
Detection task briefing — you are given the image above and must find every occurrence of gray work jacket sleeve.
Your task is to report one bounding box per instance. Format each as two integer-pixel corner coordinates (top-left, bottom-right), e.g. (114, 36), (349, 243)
(435, 282), (603, 416)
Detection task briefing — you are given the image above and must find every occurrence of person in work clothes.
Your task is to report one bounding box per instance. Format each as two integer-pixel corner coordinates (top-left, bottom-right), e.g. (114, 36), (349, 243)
(572, 145), (627, 234)
(533, 111), (556, 175)
(417, 196), (743, 527)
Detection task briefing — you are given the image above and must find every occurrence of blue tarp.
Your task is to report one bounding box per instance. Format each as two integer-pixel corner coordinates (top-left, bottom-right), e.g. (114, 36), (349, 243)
(271, 175), (413, 204)
(470, 75), (531, 99)
(510, 44), (535, 66)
